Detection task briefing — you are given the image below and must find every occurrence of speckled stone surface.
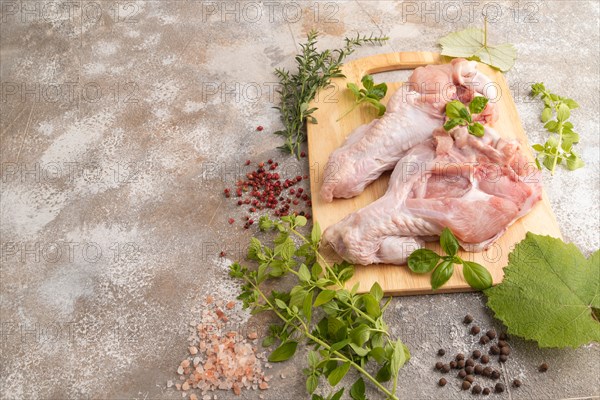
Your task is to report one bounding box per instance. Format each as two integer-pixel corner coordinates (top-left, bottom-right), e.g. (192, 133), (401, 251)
(1, 1), (598, 399)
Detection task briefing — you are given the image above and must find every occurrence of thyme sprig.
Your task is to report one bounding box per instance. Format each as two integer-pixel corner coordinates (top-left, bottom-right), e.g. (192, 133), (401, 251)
(229, 215), (408, 400)
(274, 31), (389, 158)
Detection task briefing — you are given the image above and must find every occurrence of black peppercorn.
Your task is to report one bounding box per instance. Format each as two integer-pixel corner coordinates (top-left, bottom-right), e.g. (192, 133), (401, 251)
(465, 374), (474, 383)
(483, 367), (493, 377)
(457, 359), (465, 368)
(471, 325), (481, 335)
(486, 329), (497, 340)
(458, 369), (467, 379)
(539, 363), (549, 372)
(499, 354), (508, 363)
(499, 332), (508, 341)
(466, 358), (475, 367)
(441, 364), (451, 373)
(495, 383), (505, 393)
(438, 378), (447, 387)
(482, 387), (491, 395)
(472, 350), (481, 359)
(479, 335), (490, 345)
(481, 355), (490, 364)
(465, 366), (474, 374)
(435, 361), (444, 370)
(456, 353), (465, 361)
(450, 361), (457, 369)
(437, 348), (445, 356)
(489, 345), (500, 355)
(463, 314), (474, 324)
(501, 346), (510, 356)
(472, 384), (482, 394)
(462, 381), (471, 390)
(474, 365), (483, 375)
(491, 370), (501, 380)
(513, 379), (522, 388)
(498, 340), (508, 348)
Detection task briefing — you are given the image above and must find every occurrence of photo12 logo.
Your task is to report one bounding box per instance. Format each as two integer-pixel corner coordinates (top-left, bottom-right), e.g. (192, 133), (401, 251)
(0, 1), (140, 25)
(198, 1), (339, 23)
(400, 1), (540, 24)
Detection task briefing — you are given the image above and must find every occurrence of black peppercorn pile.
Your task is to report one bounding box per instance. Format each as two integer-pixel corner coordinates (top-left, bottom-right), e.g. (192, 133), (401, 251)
(433, 314), (524, 395)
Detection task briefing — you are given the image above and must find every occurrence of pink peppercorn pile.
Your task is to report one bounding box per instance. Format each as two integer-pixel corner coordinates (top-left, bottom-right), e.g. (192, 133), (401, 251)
(224, 159), (312, 228)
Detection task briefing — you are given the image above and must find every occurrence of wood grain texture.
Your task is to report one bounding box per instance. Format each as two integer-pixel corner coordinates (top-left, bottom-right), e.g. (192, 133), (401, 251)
(307, 51), (562, 296)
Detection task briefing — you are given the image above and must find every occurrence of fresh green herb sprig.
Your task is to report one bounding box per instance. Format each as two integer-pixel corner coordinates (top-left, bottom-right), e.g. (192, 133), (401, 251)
(530, 82), (583, 174)
(407, 228), (493, 290)
(274, 30), (388, 158)
(443, 97), (489, 137)
(229, 215), (408, 400)
(337, 75), (388, 121)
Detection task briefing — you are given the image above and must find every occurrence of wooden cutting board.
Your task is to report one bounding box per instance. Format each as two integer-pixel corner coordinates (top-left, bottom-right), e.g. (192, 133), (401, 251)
(307, 51), (562, 296)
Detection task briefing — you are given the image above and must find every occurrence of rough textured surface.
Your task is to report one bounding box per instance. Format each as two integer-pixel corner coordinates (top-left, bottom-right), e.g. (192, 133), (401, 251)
(1, 1), (598, 399)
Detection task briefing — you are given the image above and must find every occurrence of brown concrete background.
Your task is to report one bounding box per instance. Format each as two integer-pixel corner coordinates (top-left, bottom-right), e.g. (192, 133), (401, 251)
(1, 1), (598, 399)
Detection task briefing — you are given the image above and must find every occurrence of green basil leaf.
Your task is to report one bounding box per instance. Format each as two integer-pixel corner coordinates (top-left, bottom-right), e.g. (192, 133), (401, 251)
(407, 248), (441, 273)
(370, 282), (384, 302)
(330, 388), (345, 400)
(563, 98), (579, 109)
(361, 294), (381, 318)
(306, 375), (319, 394)
(349, 342), (370, 357)
(369, 347), (386, 364)
(566, 153), (585, 170)
(459, 106), (472, 123)
(361, 74), (374, 91)
(268, 341), (298, 362)
(541, 107), (553, 123)
(390, 339), (407, 372)
(445, 100), (467, 119)
(311, 222), (322, 245)
(556, 103), (570, 122)
(375, 363), (392, 382)
(314, 290), (336, 307)
(330, 339), (351, 352)
(347, 82), (360, 98)
(327, 361), (351, 386)
(468, 122), (485, 137)
(544, 120), (559, 132)
(462, 261), (493, 290)
(469, 96), (489, 114)
(295, 215), (308, 227)
(275, 298), (287, 309)
(350, 377), (366, 400)
(349, 324), (371, 346)
(303, 290), (314, 321)
(443, 118), (463, 131)
(308, 350), (320, 368)
(431, 260), (454, 290)
(440, 228), (460, 256)
(298, 264), (311, 282)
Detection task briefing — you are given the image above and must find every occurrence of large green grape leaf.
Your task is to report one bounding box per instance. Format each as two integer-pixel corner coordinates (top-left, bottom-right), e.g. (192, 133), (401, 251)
(439, 27), (516, 72)
(485, 233), (600, 348)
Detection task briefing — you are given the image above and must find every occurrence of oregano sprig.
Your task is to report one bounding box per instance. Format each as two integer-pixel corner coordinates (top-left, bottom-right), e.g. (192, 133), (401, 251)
(337, 74), (388, 121)
(274, 31), (389, 158)
(407, 228), (493, 290)
(530, 82), (583, 174)
(229, 215), (408, 400)
(443, 97), (489, 137)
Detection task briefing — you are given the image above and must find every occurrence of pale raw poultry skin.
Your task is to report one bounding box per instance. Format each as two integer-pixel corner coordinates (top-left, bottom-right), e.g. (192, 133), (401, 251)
(322, 127), (542, 265)
(320, 58), (498, 202)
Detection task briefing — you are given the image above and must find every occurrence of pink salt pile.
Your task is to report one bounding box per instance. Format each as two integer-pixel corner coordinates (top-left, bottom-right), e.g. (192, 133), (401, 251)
(168, 296), (271, 398)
